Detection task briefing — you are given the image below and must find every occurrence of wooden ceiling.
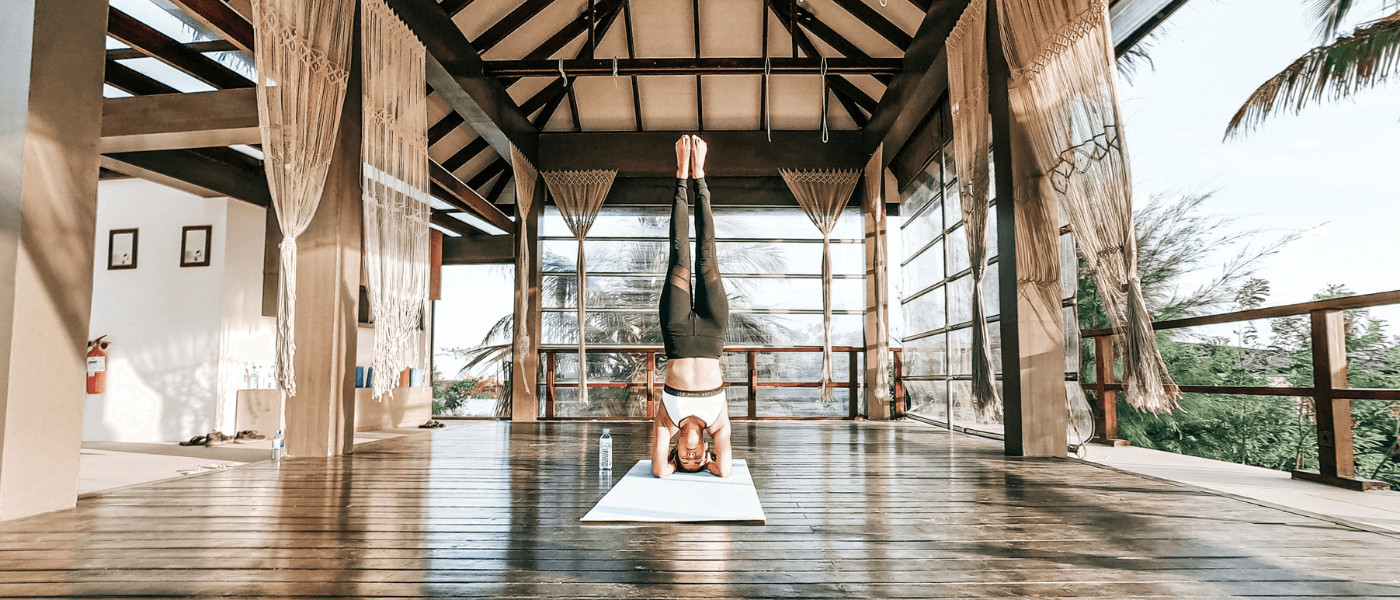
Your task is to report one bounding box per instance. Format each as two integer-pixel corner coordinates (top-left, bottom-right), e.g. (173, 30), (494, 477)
(98, 0), (1184, 236)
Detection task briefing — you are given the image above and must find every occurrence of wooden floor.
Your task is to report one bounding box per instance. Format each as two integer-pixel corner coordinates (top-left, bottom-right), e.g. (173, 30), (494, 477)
(4, 421), (1400, 598)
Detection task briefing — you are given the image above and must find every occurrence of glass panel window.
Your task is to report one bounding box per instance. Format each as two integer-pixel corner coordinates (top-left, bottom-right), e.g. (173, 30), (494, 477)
(904, 379), (948, 421)
(899, 159), (942, 219)
(902, 240), (944, 295)
(901, 287), (946, 335)
(947, 326), (972, 376)
(948, 275), (973, 326)
(903, 333), (946, 377)
(946, 226), (969, 275)
(901, 200), (943, 257)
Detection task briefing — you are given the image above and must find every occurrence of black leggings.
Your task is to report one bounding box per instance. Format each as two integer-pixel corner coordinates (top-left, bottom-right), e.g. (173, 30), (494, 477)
(659, 177), (728, 359)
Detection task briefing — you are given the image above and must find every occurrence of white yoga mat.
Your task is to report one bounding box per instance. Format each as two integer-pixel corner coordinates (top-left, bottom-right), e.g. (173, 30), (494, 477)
(581, 459), (766, 524)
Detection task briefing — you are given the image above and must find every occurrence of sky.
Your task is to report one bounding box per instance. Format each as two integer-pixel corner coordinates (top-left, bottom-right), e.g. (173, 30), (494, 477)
(1116, 0), (1400, 333)
(433, 0), (1400, 375)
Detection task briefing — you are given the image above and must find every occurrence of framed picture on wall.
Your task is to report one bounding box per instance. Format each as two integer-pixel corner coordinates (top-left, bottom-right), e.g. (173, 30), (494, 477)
(108, 228), (138, 270)
(181, 225), (212, 267)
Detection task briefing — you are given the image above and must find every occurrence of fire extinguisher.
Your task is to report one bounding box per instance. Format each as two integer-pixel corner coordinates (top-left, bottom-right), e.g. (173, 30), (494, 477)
(87, 336), (110, 395)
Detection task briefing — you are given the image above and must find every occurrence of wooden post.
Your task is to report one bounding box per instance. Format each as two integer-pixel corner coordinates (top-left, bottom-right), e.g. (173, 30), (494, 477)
(646, 351), (656, 418)
(511, 186), (543, 421)
(0, 0), (107, 520)
(747, 350), (758, 419)
(1091, 335), (1129, 446)
(987, 0), (1066, 457)
(849, 349), (860, 419)
(863, 147), (893, 420)
(892, 349), (905, 417)
(1293, 309), (1388, 490)
(545, 350), (557, 419)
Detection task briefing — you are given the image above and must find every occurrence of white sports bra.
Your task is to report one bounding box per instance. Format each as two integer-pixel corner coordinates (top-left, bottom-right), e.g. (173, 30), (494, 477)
(661, 385), (726, 429)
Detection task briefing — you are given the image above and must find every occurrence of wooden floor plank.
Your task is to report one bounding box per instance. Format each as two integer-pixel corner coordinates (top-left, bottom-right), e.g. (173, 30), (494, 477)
(0, 421), (1396, 598)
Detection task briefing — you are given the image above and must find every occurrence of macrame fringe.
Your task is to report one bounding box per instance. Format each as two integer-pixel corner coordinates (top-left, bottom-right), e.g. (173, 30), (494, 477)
(995, 0), (1179, 413)
(541, 169), (618, 407)
(862, 151), (891, 413)
(948, 0), (1002, 418)
(778, 169), (862, 405)
(361, 0), (431, 402)
(252, 0), (356, 399)
(510, 146), (538, 370)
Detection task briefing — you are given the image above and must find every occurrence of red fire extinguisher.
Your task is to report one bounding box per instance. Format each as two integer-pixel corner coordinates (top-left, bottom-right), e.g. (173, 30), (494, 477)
(87, 336), (110, 395)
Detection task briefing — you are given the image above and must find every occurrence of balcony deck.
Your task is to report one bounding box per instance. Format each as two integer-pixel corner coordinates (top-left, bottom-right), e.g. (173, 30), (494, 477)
(2, 421), (1398, 598)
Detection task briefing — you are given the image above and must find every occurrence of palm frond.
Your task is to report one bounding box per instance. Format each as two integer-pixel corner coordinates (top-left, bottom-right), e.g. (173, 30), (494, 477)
(1308, 0), (1361, 43)
(1225, 11), (1400, 140)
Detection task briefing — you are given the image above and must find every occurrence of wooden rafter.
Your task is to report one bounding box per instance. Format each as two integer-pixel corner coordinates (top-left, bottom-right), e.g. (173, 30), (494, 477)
(443, 137), (491, 172)
(440, 0), (477, 18)
(106, 60), (180, 95)
(471, 0), (556, 54)
(485, 57), (903, 77)
(765, 2), (876, 128)
(622, 1), (641, 130)
(108, 40), (238, 61)
(429, 161), (514, 232)
(166, 0), (255, 52)
(828, 0), (913, 51)
(693, 0), (703, 131)
(428, 112), (466, 145)
(107, 7), (253, 90)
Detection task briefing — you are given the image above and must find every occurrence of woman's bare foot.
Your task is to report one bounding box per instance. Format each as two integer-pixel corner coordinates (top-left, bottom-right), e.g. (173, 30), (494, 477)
(690, 135), (707, 179)
(676, 135), (691, 179)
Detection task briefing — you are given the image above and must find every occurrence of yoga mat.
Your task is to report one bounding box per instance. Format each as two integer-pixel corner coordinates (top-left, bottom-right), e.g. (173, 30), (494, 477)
(581, 459), (765, 524)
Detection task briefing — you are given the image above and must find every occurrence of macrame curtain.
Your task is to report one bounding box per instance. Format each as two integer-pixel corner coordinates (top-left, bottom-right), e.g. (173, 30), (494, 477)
(861, 151), (891, 415)
(779, 169), (862, 404)
(540, 169), (617, 407)
(995, 0), (1179, 412)
(251, 0), (356, 397)
(510, 146), (538, 369)
(948, 0), (1001, 418)
(360, 0), (430, 401)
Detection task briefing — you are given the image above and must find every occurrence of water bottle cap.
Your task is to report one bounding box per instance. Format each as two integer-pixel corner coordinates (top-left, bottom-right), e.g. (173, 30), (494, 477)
(602, 428), (610, 433)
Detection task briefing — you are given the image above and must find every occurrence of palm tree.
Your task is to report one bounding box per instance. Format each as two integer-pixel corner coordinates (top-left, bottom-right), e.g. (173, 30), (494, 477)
(1225, 0), (1400, 139)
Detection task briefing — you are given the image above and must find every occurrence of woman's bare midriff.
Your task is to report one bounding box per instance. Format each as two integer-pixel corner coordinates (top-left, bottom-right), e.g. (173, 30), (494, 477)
(664, 356), (724, 391)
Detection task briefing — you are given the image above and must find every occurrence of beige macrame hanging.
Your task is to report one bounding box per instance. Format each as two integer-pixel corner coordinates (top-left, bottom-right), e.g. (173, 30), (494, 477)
(995, 0), (1179, 412)
(251, 0), (356, 399)
(861, 151), (891, 416)
(947, 0), (1002, 418)
(510, 146), (538, 371)
(540, 169), (617, 407)
(360, 0), (430, 401)
(779, 169), (862, 404)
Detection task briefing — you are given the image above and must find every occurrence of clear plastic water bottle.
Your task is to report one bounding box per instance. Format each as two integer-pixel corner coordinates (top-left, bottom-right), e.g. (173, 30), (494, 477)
(271, 429), (286, 464)
(599, 428), (612, 471)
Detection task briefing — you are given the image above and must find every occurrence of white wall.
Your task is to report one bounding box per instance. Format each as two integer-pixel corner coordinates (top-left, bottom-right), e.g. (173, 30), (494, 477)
(86, 179), (273, 442)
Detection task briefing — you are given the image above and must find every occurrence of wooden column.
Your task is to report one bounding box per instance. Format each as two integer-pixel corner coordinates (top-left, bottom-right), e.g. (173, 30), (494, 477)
(987, 0), (1066, 457)
(1293, 309), (1387, 490)
(511, 187), (543, 421)
(0, 0), (106, 520)
(285, 20), (361, 458)
(1090, 335), (1129, 445)
(862, 146), (892, 420)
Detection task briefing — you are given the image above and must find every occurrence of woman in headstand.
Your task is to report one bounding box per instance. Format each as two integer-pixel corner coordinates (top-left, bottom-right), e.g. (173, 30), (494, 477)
(652, 135), (733, 478)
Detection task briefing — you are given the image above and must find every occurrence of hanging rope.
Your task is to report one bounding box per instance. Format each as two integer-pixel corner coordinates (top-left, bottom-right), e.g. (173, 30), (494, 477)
(540, 169), (618, 407)
(947, 0), (1001, 418)
(819, 56), (830, 143)
(510, 146), (538, 386)
(778, 168), (861, 404)
(764, 56), (772, 142)
(250, 0), (356, 401)
(612, 56), (619, 87)
(360, 0), (431, 401)
(559, 57), (568, 87)
(996, 0), (1179, 413)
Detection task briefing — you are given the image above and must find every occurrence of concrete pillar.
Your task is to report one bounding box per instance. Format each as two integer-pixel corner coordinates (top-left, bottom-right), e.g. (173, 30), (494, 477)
(862, 146), (892, 420)
(0, 0), (107, 519)
(285, 27), (361, 457)
(987, 0), (1066, 457)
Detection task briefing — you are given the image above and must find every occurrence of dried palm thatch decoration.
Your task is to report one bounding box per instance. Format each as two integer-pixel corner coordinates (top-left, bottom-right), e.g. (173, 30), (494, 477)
(360, 0), (430, 401)
(510, 146), (539, 370)
(861, 150), (891, 416)
(541, 169), (617, 407)
(251, 0), (356, 398)
(947, 0), (1001, 418)
(779, 169), (862, 404)
(1225, 10), (1400, 139)
(995, 0), (1179, 412)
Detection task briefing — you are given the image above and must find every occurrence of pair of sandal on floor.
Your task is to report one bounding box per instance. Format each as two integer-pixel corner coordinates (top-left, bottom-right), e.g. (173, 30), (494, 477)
(418, 420), (446, 429)
(179, 429), (265, 447)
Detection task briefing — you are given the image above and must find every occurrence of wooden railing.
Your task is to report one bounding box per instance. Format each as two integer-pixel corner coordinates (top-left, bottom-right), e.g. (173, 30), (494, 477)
(539, 346), (864, 420)
(1083, 290), (1400, 491)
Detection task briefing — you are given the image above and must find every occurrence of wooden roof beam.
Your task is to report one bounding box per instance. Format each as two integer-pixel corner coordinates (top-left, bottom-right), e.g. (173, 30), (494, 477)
(828, 0), (913, 51)
(863, 0), (968, 160)
(101, 88), (261, 152)
(764, 2), (880, 128)
(107, 6), (253, 90)
(539, 131), (866, 177)
(471, 0), (556, 54)
(166, 0), (255, 53)
(105, 60), (181, 95)
(429, 161), (515, 232)
(107, 40), (238, 61)
(104, 148), (271, 206)
(484, 57), (903, 77)
(385, 0), (540, 163)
